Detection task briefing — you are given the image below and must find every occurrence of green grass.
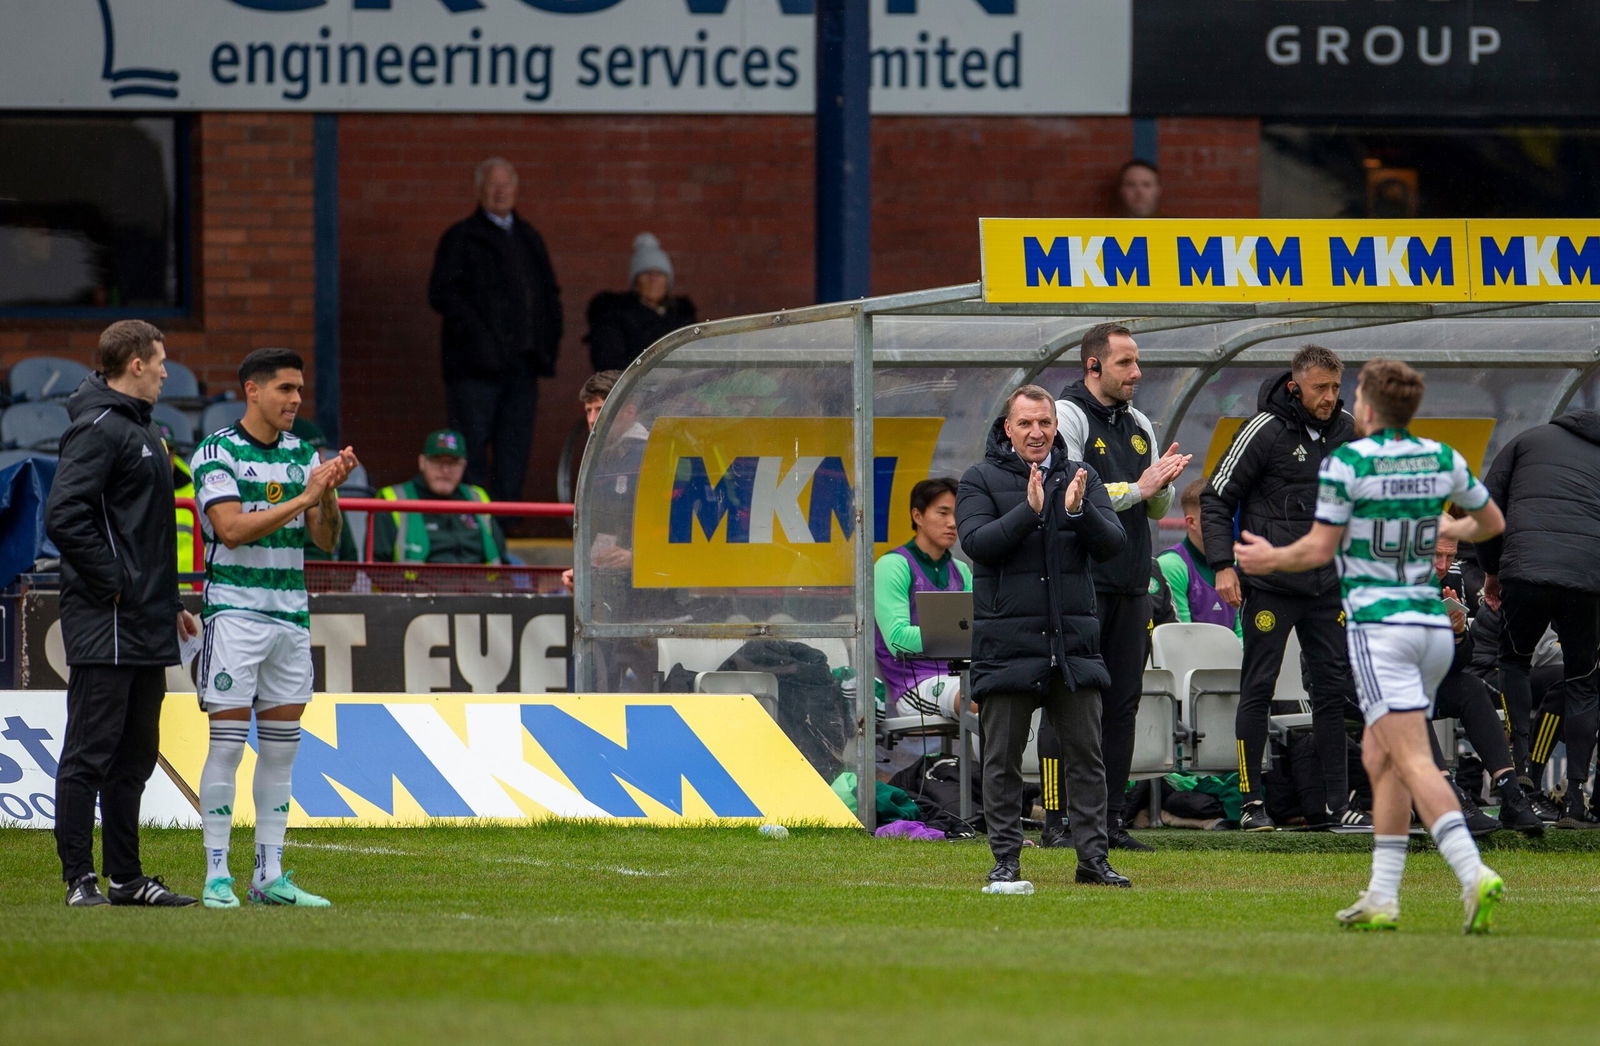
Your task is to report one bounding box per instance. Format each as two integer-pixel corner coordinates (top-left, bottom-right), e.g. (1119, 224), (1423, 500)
(4, 825), (1598, 1045)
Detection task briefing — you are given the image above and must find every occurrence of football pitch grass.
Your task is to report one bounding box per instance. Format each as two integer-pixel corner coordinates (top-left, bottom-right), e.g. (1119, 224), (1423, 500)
(4, 825), (1598, 1045)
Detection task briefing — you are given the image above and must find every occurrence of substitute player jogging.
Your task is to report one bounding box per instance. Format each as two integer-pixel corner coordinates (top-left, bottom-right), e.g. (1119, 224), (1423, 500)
(192, 348), (358, 909)
(1235, 359), (1506, 934)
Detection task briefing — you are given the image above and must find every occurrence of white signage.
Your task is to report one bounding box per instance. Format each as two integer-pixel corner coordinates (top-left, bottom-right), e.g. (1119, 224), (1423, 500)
(0, 0), (1129, 115)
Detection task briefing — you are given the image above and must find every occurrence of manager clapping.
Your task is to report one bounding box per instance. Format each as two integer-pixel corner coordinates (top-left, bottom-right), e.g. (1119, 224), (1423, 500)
(957, 385), (1129, 891)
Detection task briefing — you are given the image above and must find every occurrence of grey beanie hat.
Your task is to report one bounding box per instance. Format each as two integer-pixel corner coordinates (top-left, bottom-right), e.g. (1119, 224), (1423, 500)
(629, 232), (674, 287)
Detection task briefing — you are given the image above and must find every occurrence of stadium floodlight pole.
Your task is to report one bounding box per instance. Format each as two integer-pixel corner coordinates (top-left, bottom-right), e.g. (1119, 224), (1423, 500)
(815, 0), (871, 304)
(852, 308), (876, 832)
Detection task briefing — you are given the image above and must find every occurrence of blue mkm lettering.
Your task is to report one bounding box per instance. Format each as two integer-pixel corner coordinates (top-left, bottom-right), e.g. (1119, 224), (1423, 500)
(291, 706), (472, 817)
(522, 704), (762, 818)
(1330, 237), (1377, 286)
(1177, 237), (1224, 286)
(1557, 237), (1600, 284)
(1103, 237), (1150, 287)
(669, 456), (759, 543)
(1023, 236), (1072, 288)
(1480, 237), (1526, 286)
(1257, 237), (1302, 285)
(1408, 236), (1453, 285)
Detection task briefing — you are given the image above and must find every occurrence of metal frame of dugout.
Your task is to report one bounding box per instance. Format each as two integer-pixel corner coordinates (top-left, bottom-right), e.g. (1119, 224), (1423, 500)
(573, 282), (1600, 831)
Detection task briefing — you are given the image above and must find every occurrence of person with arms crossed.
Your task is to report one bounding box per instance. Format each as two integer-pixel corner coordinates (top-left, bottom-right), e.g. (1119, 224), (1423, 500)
(1235, 358), (1506, 933)
(1202, 344), (1368, 831)
(46, 320), (200, 907)
(1048, 323), (1188, 851)
(957, 385), (1128, 891)
(192, 348), (358, 908)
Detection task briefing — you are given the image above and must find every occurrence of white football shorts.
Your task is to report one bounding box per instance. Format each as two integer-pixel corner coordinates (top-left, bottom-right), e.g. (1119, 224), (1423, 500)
(1345, 622), (1453, 726)
(890, 673), (964, 720)
(197, 613), (314, 712)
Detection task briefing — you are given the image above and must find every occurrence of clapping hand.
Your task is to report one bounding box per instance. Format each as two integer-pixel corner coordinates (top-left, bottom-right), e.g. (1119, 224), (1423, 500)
(1063, 468), (1088, 513)
(1027, 463), (1045, 514)
(1138, 442), (1192, 499)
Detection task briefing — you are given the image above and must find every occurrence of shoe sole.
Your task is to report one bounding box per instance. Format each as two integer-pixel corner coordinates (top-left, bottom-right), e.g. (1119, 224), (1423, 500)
(1465, 874), (1504, 935)
(1553, 818), (1600, 830)
(1242, 824), (1276, 832)
(1339, 918), (1399, 931)
(203, 897), (240, 909)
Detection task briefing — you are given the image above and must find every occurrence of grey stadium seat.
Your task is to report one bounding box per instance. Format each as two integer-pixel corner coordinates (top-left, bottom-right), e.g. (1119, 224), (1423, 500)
(151, 402), (199, 451)
(9, 356), (90, 402)
(160, 360), (202, 401)
(1, 402), (72, 451)
(200, 400), (247, 438)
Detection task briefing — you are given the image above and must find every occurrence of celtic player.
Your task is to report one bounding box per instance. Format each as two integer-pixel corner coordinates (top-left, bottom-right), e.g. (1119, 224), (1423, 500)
(1234, 359), (1507, 934)
(191, 348), (357, 909)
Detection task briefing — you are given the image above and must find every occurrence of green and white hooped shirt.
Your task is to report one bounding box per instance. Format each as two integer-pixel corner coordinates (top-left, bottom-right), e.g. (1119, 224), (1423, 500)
(191, 425), (318, 630)
(1314, 428), (1490, 628)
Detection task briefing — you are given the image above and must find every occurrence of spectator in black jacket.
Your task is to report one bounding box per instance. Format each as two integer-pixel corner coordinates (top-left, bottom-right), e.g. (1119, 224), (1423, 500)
(1201, 345), (1367, 830)
(1478, 409), (1600, 828)
(957, 385), (1127, 891)
(585, 233), (696, 372)
(45, 320), (200, 908)
(428, 157), (563, 502)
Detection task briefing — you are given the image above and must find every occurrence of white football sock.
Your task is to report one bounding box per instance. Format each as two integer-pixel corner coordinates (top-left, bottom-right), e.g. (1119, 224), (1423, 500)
(1366, 835), (1408, 905)
(253, 721), (300, 887)
(200, 721), (248, 879)
(1429, 810), (1485, 889)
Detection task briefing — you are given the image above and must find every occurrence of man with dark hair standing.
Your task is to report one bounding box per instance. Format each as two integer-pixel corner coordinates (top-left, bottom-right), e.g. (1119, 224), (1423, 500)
(429, 156), (563, 503)
(958, 385), (1128, 892)
(1048, 323), (1189, 852)
(1478, 405), (1600, 828)
(1202, 345), (1368, 831)
(47, 319), (200, 907)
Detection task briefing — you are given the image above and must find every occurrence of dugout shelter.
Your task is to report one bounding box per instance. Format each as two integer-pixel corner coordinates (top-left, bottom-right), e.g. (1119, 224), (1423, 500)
(574, 218), (1600, 828)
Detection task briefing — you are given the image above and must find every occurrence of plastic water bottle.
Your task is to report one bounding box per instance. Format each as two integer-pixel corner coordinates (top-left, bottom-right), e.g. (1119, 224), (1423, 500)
(981, 879), (1035, 895)
(758, 823), (790, 840)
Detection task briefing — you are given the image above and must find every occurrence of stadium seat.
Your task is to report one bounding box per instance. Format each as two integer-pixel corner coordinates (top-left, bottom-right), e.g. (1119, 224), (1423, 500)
(151, 402), (198, 451)
(8, 356), (90, 403)
(160, 360), (202, 401)
(1, 402), (72, 451)
(1150, 622), (1243, 774)
(200, 400), (246, 438)
(694, 670), (781, 722)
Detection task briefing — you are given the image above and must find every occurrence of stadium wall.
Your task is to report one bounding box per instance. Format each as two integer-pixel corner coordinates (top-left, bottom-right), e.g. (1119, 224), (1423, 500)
(2, 112), (1257, 503)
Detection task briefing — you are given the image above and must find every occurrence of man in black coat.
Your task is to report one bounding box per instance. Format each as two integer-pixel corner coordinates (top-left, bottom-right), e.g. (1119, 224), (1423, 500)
(44, 320), (200, 908)
(1479, 409), (1600, 828)
(957, 385), (1129, 890)
(428, 157), (563, 503)
(1201, 345), (1366, 831)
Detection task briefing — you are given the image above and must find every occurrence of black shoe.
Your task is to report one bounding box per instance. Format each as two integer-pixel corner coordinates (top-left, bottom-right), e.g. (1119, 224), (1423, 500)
(1108, 822), (1155, 852)
(1240, 801), (1276, 832)
(1074, 856), (1132, 888)
(1555, 799), (1600, 831)
(1331, 806), (1374, 831)
(1451, 782), (1500, 836)
(986, 858), (1022, 884)
(65, 873), (109, 908)
(1520, 779), (1561, 824)
(1039, 824), (1073, 849)
(1496, 778), (1545, 837)
(108, 875), (198, 907)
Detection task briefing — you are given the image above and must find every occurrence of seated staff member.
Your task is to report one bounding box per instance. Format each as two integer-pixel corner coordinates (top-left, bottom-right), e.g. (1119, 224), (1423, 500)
(874, 477), (973, 720)
(373, 429), (509, 565)
(1158, 479), (1241, 636)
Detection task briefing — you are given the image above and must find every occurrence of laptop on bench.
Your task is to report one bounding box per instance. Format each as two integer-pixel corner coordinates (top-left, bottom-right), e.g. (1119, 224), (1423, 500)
(914, 590), (974, 661)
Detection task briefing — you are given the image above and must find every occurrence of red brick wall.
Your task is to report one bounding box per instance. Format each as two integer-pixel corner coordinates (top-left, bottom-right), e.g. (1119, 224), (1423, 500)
(337, 113), (1260, 507)
(0, 112), (317, 408)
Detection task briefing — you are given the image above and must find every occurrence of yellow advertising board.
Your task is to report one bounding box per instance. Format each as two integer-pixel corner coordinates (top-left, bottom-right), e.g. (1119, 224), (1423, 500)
(631, 416), (943, 589)
(1467, 220), (1600, 301)
(158, 693), (859, 827)
(981, 219), (1470, 303)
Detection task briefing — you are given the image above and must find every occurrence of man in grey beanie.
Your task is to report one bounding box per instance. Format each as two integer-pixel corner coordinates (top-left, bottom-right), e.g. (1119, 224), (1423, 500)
(585, 232), (697, 372)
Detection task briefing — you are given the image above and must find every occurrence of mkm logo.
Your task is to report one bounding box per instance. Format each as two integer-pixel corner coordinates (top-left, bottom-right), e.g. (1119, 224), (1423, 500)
(669, 454), (896, 545)
(1329, 235), (1455, 287)
(1480, 235), (1600, 287)
(1177, 236), (1302, 288)
(1023, 236), (1150, 288)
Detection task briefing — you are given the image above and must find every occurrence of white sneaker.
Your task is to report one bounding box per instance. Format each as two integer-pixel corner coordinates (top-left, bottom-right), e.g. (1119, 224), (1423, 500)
(1335, 890), (1399, 931)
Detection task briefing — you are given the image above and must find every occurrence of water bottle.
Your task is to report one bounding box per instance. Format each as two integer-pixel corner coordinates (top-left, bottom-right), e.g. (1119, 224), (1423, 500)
(982, 879), (1035, 895)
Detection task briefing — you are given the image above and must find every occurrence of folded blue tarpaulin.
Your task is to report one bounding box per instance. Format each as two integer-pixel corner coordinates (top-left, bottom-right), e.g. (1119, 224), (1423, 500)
(0, 457), (58, 587)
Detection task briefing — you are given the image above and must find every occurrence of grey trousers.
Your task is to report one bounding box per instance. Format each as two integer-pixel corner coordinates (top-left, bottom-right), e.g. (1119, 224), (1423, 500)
(981, 677), (1108, 864)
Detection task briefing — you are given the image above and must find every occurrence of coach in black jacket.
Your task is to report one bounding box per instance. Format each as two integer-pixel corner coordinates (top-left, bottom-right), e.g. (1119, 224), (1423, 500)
(45, 321), (199, 907)
(1200, 347), (1363, 830)
(1479, 409), (1600, 827)
(428, 157), (563, 502)
(957, 386), (1128, 889)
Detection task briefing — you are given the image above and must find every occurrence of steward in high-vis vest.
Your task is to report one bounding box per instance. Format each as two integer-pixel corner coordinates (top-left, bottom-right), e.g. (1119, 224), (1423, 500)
(371, 428), (508, 565)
